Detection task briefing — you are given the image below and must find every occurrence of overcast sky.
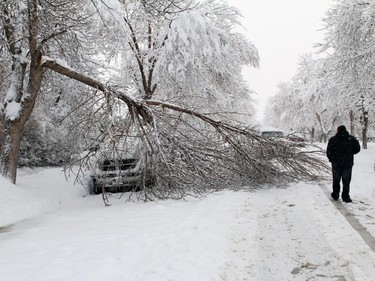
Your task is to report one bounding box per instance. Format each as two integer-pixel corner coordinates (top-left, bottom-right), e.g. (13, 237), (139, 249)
(226, 0), (334, 122)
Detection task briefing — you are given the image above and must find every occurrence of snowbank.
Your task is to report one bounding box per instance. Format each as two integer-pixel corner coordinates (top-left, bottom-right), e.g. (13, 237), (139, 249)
(0, 168), (86, 227)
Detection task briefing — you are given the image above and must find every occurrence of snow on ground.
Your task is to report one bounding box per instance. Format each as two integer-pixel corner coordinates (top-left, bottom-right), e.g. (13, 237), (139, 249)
(0, 144), (375, 281)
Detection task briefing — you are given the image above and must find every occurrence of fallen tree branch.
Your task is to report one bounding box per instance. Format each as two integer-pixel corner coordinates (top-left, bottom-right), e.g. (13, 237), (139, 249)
(43, 57), (330, 203)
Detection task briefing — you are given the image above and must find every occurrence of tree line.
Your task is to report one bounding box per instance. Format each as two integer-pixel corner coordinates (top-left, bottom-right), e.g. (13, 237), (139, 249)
(264, 0), (374, 149)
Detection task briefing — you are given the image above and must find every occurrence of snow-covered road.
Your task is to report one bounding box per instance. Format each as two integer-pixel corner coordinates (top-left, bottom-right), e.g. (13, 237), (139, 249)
(1, 144), (375, 280)
(244, 185), (375, 280)
(1, 184), (375, 280)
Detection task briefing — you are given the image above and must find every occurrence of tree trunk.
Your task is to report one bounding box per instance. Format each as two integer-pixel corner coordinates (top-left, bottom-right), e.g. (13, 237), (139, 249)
(0, 67), (43, 183)
(1, 120), (24, 183)
(0, 57), (43, 183)
(306, 127), (315, 142)
(315, 113), (329, 143)
(0, 58), (28, 183)
(349, 110), (355, 135)
(320, 133), (327, 143)
(361, 110), (368, 149)
(358, 94), (368, 149)
(0, 0), (45, 184)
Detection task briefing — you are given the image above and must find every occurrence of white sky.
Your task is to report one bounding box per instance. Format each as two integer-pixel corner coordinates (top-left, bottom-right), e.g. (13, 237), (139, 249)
(226, 0), (334, 122)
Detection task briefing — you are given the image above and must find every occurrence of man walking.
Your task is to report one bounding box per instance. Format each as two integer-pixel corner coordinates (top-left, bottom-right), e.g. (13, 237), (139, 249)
(326, 125), (361, 203)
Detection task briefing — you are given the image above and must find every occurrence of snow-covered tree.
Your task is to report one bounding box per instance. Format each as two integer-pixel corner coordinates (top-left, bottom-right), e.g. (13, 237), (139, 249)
(265, 1), (375, 146)
(264, 49), (369, 143)
(264, 55), (339, 141)
(118, 0), (259, 124)
(0, 0), (120, 183)
(0, 0), (327, 201)
(319, 0), (375, 147)
(291, 55), (346, 142)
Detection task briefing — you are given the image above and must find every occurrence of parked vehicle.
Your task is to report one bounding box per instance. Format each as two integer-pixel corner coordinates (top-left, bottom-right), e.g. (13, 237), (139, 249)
(286, 133), (306, 147)
(261, 130), (284, 139)
(87, 137), (153, 194)
(88, 156), (144, 194)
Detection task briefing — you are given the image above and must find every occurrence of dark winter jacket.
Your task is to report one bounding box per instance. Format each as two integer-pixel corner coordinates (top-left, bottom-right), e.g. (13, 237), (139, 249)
(326, 130), (361, 168)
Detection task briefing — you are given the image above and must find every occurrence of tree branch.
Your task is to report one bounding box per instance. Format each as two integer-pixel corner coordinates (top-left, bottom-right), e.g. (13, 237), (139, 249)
(42, 57), (107, 92)
(42, 56), (329, 203)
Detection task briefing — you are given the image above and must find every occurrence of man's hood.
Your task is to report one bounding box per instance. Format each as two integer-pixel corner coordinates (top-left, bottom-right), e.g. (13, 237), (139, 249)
(336, 130), (349, 138)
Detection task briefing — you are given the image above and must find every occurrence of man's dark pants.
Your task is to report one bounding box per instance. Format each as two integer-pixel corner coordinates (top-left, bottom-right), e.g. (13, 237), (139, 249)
(332, 163), (353, 199)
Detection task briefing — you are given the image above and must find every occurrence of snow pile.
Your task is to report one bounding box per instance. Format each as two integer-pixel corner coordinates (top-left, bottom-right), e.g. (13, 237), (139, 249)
(0, 168), (86, 227)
